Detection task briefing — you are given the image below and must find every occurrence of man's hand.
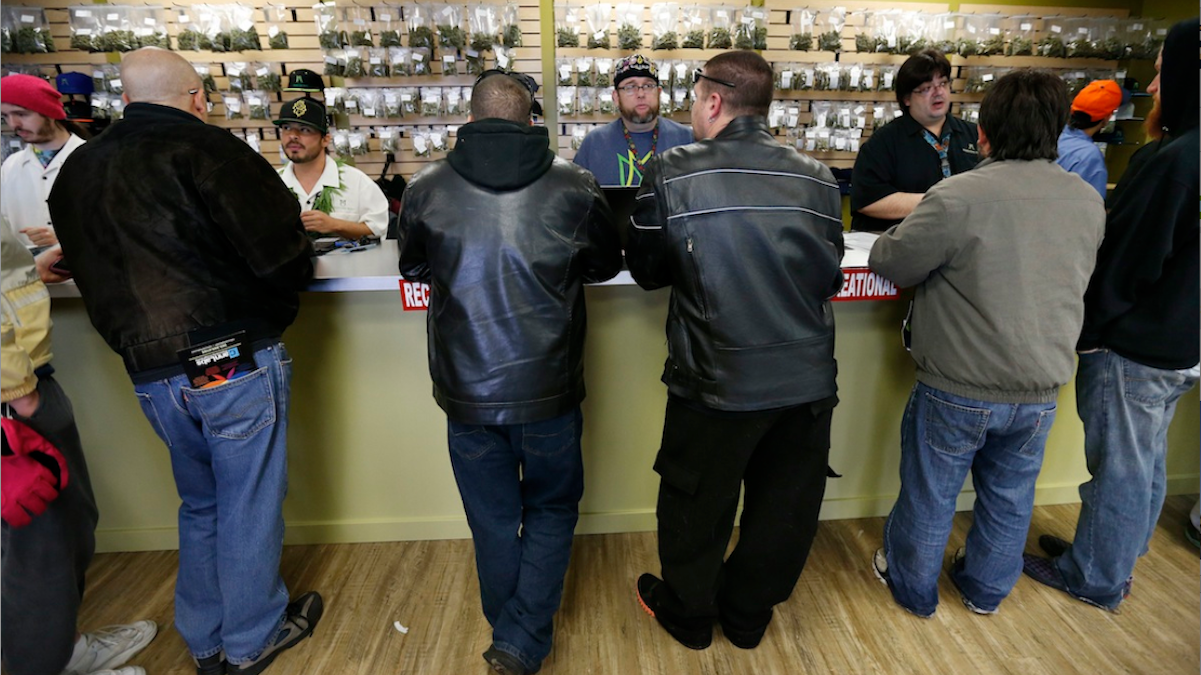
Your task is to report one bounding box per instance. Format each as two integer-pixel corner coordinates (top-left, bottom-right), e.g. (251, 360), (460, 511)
(300, 210), (372, 239)
(300, 210), (338, 234)
(7, 391), (41, 419)
(33, 246), (69, 284)
(19, 226), (57, 247)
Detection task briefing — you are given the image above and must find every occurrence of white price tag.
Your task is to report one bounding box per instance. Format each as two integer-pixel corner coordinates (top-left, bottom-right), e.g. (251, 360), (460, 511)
(107, 13), (120, 21)
(78, 9), (92, 17)
(1078, 27), (1089, 34)
(1051, 25), (1062, 34)
(1132, 22), (1143, 30)
(381, 13), (393, 21)
(364, 107), (376, 116)
(593, 30), (606, 40)
(781, 72), (792, 88)
(111, 78), (123, 89)
(239, 20), (254, 31)
(413, 52), (425, 62)
(944, 20), (955, 29)
(401, 93), (413, 101)
(347, 99), (358, 109)
(269, 26), (280, 37)
(989, 27), (1000, 35)
(370, 57), (382, 64)
(1020, 23), (1032, 31)
(257, 66), (270, 76)
(180, 13), (190, 22)
(145, 18), (157, 26)
(982, 73), (993, 82)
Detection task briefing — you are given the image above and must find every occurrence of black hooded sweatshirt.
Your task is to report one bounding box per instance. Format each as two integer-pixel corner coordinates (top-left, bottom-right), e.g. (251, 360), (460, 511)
(1077, 17), (1199, 369)
(398, 119), (622, 425)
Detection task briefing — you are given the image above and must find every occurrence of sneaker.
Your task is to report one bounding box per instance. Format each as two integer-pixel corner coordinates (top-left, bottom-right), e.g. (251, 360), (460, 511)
(88, 668), (146, 675)
(194, 652), (227, 675)
(635, 574), (713, 650)
(718, 618), (768, 650)
(1032, 539), (1134, 600)
(1038, 534), (1071, 558)
(64, 621), (158, 675)
(229, 591), (324, 675)
(482, 646), (528, 675)
(1186, 522), (1201, 549)
(948, 548), (997, 616)
(1022, 554), (1119, 613)
(871, 549), (934, 619)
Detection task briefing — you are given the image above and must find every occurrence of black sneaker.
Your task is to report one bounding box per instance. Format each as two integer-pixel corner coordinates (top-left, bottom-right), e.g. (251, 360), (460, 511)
(482, 646), (528, 675)
(718, 615), (769, 650)
(229, 591), (324, 675)
(1038, 534), (1071, 558)
(635, 574), (712, 650)
(194, 653), (226, 675)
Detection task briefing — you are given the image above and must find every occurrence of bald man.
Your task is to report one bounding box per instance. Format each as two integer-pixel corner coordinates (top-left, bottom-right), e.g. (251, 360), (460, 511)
(47, 48), (324, 675)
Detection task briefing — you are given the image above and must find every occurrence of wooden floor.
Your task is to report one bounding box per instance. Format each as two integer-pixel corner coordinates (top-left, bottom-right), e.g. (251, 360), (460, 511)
(77, 497), (1200, 675)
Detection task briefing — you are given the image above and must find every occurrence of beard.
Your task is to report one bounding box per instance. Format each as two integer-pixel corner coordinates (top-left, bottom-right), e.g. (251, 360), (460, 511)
(1144, 99), (1163, 140)
(618, 97), (659, 125)
(286, 143), (325, 164)
(17, 117), (58, 144)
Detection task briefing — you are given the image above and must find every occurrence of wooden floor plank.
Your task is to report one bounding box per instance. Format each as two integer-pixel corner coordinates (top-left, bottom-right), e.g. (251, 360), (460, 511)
(74, 497), (1200, 675)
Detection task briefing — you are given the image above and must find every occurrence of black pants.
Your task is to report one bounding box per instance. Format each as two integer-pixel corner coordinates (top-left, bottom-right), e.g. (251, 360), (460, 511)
(653, 395), (834, 629)
(2, 375), (98, 675)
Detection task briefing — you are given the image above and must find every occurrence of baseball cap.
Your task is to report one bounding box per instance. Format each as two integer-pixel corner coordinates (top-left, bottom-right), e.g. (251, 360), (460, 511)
(1071, 80), (1124, 124)
(613, 54), (659, 88)
(284, 69), (325, 93)
(274, 96), (329, 134)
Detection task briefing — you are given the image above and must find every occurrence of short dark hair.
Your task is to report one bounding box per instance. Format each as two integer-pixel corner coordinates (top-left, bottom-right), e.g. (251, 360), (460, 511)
(896, 49), (952, 109)
(698, 51), (773, 117)
(471, 72), (532, 123)
(1069, 110), (1102, 130)
(979, 69), (1069, 162)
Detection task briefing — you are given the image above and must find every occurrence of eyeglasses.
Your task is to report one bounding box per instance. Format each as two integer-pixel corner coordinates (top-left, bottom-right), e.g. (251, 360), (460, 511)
(617, 82), (659, 94)
(279, 123), (322, 136)
(693, 69), (736, 88)
(911, 80), (951, 97)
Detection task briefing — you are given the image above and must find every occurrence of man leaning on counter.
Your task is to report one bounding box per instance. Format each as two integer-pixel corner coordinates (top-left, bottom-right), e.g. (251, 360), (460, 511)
(850, 48), (980, 233)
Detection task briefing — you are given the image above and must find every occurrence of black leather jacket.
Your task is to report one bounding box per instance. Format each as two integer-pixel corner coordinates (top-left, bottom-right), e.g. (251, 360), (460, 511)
(399, 119), (621, 425)
(627, 116), (844, 411)
(49, 104), (313, 377)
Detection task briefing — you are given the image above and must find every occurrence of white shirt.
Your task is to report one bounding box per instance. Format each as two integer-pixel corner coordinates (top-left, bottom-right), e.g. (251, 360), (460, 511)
(1, 134), (86, 247)
(278, 154), (389, 239)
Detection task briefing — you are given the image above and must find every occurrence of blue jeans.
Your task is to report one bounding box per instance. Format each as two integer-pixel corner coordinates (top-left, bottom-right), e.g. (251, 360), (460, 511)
(1056, 350), (1198, 609)
(884, 383), (1056, 616)
(447, 407), (584, 674)
(133, 343), (292, 664)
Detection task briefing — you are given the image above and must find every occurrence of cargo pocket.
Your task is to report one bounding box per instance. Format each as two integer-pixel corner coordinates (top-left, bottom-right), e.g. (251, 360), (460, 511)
(654, 453), (702, 497)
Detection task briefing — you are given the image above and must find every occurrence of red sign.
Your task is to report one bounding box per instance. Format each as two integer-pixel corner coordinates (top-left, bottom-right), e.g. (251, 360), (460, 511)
(833, 268), (901, 302)
(400, 280), (430, 311)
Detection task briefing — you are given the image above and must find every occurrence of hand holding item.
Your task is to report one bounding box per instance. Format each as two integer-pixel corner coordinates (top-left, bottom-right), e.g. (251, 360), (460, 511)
(1, 417), (70, 528)
(19, 226), (57, 247)
(300, 210), (337, 234)
(34, 246), (70, 283)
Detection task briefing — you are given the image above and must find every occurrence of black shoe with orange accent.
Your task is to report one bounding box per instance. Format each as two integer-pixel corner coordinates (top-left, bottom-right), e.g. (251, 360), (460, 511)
(635, 574), (713, 650)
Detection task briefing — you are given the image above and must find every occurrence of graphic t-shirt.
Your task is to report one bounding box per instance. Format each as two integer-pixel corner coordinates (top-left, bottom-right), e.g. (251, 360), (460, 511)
(573, 118), (694, 187)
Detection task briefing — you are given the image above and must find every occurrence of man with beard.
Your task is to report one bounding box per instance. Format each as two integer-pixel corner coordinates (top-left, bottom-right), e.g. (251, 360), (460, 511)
(274, 97), (389, 240)
(0, 75), (88, 249)
(850, 49), (980, 232)
(573, 54), (693, 187)
(1023, 18), (1200, 614)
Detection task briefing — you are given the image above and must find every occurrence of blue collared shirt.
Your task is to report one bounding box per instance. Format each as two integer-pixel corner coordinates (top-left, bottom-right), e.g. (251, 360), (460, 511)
(1056, 126), (1108, 197)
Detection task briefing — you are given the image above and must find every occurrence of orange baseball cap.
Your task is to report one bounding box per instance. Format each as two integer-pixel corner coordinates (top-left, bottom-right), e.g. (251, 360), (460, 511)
(1071, 80), (1123, 123)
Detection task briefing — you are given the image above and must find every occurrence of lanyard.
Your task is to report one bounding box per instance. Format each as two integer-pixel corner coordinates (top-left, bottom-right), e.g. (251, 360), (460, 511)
(921, 128), (953, 180)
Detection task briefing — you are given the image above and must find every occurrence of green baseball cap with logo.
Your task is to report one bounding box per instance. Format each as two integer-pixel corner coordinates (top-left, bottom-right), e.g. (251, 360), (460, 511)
(274, 96), (329, 134)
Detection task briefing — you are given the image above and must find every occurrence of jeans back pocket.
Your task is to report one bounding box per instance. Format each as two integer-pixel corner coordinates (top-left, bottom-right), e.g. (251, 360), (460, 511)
(923, 391), (990, 456)
(184, 367), (277, 441)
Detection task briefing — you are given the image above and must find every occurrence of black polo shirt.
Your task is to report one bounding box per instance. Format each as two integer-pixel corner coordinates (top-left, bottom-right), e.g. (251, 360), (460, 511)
(850, 113), (980, 232)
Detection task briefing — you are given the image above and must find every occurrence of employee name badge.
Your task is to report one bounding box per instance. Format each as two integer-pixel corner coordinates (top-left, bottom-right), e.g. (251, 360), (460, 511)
(178, 331), (258, 389)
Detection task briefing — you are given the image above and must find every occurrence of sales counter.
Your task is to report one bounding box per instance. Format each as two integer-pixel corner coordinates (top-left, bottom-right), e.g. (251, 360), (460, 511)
(45, 238), (1199, 552)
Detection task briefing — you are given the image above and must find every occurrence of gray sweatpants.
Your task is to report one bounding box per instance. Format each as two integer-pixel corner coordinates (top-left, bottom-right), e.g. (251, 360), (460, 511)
(1, 374), (99, 675)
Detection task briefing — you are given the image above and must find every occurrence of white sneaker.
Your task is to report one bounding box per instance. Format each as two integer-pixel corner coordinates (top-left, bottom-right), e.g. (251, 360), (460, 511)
(64, 620), (158, 675)
(88, 668), (147, 675)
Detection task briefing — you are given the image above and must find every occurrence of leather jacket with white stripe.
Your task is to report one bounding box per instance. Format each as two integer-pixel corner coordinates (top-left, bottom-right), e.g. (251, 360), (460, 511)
(626, 116), (844, 412)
